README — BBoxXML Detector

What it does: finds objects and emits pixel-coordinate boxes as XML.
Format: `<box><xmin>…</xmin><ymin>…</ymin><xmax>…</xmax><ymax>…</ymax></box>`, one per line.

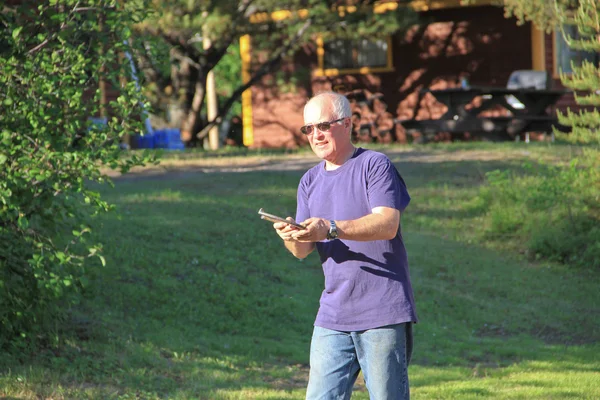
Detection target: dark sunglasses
<box><xmin>300</xmin><ymin>118</ymin><xmax>346</xmax><ymax>135</ymax></box>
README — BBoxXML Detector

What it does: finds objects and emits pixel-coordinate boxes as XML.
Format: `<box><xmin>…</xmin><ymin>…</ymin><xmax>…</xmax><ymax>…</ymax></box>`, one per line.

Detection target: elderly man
<box><xmin>272</xmin><ymin>91</ymin><xmax>417</xmax><ymax>400</ymax></box>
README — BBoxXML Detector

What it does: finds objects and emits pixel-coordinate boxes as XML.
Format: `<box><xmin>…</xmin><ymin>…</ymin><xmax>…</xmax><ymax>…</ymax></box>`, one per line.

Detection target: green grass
<box><xmin>1</xmin><ymin>142</ymin><xmax>599</xmax><ymax>399</ymax></box>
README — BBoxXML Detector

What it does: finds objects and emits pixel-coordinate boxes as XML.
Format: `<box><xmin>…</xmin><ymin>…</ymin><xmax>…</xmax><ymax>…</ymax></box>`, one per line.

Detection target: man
<box><xmin>272</xmin><ymin>91</ymin><xmax>418</xmax><ymax>399</ymax></box>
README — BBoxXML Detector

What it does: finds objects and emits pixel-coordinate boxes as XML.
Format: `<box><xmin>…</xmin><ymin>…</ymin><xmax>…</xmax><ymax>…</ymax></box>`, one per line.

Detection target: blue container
<box><xmin>88</xmin><ymin>117</ymin><xmax>108</xmax><ymax>131</ymax></box>
<box><xmin>153</xmin><ymin>129</ymin><xmax>167</xmax><ymax>148</ymax></box>
<box><xmin>154</xmin><ymin>128</ymin><xmax>184</xmax><ymax>150</ymax></box>
<box><xmin>137</xmin><ymin>133</ymin><xmax>155</xmax><ymax>149</ymax></box>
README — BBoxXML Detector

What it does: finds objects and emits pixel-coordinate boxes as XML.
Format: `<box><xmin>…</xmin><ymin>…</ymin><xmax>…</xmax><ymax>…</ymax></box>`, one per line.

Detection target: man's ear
<box><xmin>345</xmin><ymin>118</ymin><xmax>353</xmax><ymax>133</ymax></box>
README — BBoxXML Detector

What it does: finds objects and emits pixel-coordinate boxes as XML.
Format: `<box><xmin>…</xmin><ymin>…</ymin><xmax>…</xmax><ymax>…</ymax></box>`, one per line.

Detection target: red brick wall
<box><xmin>251</xmin><ymin>90</ymin><xmax>310</xmax><ymax>148</ymax></box>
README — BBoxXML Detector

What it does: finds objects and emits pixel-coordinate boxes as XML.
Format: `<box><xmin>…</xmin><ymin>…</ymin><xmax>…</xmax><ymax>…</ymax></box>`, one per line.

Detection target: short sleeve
<box><xmin>295</xmin><ymin>175</ymin><xmax>310</xmax><ymax>223</ymax></box>
<box><xmin>366</xmin><ymin>156</ymin><xmax>410</xmax><ymax>212</ymax></box>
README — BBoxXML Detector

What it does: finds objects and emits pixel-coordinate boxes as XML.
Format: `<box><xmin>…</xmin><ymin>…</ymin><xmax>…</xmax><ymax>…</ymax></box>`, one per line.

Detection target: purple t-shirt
<box><xmin>296</xmin><ymin>148</ymin><xmax>418</xmax><ymax>331</ymax></box>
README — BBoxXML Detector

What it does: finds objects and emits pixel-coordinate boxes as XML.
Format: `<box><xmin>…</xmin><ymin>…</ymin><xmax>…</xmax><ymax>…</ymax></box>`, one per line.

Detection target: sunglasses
<box><xmin>300</xmin><ymin>118</ymin><xmax>346</xmax><ymax>135</ymax></box>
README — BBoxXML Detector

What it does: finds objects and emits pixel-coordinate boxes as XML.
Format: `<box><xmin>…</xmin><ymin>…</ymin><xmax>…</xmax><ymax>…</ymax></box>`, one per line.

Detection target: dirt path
<box><xmin>105</xmin><ymin>147</ymin><xmax>541</xmax><ymax>181</ymax></box>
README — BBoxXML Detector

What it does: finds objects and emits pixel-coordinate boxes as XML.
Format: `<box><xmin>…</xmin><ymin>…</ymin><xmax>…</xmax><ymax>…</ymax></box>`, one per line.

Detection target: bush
<box><xmin>0</xmin><ymin>1</ymin><xmax>156</xmax><ymax>349</ymax></box>
<box><xmin>478</xmin><ymin>152</ymin><xmax>600</xmax><ymax>269</ymax></box>
<box><xmin>527</xmin><ymin>215</ymin><xmax>600</xmax><ymax>266</ymax></box>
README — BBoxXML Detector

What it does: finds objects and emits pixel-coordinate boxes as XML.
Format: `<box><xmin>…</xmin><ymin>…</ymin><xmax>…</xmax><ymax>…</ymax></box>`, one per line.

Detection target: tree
<box><xmin>0</xmin><ymin>0</ymin><xmax>155</xmax><ymax>348</ymax></box>
<box><xmin>134</xmin><ymin>0</ymin><xmax>419</xmax><ymax>146</ymax></box>
<box><xmin>504</xmin><ymin>0</ymin><xmax>600</xmax><ymax>145</ymax></box>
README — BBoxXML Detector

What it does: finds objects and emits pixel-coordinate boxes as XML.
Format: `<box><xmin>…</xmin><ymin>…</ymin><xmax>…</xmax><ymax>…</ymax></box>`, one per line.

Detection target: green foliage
<box><xmin>213</xmin><ymin>42</ymin><xmax>242</xmax><ymax>117</ymax></box>
<box><xmin>503</xmin><ymin>0</ymin><xmax>574</xmax><ymax>31</ymax></box>
<box><xmin>477</xmin><ymin>153</ymin><xmax>600</xmax><ymax>268</ymax></box>
<box><xmin>142</xmin><ymin>0</ymin><xmax>416</xmax><ymax>47</ymax></box>
<box><xmin>267</xmin><ymin>66</ymin><xmax>311</xmax><ymax>94</ymax></box>
<box><xmin>0</xmin><ymin>1</ymin><xmax>157</xmax><ymax>348</ymax></box>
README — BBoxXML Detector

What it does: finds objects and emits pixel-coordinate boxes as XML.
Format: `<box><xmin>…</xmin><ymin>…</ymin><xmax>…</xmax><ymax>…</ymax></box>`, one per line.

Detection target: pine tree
<box><xmin>554</xmin><ymin>0</ymin><xmax>600</xmax><ymax>145</ymax></box>
<box><xmin>505</xmin><ymin>0</ymin><xmax>600</xmax><ymax>145</ymax></box>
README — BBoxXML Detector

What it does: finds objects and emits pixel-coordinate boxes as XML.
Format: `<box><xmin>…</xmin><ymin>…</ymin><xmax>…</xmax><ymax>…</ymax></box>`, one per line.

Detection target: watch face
<box><xmin>328</xmin><ymin>220</ymin><xmax>338</xmax><ymax>239</ymax></box>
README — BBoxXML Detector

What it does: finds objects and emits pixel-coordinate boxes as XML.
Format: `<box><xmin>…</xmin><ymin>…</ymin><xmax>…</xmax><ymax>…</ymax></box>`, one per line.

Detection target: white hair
<box><xmin>304</xmin><ymin>91</ymin><xmax>352</xmax><ymax>120</ymax></box>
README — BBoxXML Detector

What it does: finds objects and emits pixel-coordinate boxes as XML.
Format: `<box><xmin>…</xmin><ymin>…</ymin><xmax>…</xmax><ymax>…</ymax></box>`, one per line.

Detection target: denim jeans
<box><xmin>306</xmin><ymin>323</ymin><xmax>413</xmax><ymax>400</ymax></box>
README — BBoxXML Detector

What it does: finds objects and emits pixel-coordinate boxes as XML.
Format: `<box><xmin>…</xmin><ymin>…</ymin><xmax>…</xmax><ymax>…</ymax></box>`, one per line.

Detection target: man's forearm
<box><xmin>336</xmin><ymin>211</ymin><xmax>400</xmax><ymax>242</ymax></box>
<box><xmin>284</xmin><ymin>240</ymin><xmax>315</xmax><ymax>259</ymax></box>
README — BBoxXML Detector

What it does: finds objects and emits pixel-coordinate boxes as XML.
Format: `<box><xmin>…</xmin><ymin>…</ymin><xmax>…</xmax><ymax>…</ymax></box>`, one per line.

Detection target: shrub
<box><xmin>0</xmin><ymin>1</ymin><xmax>156</xmax><ymax>349</ymax></box>
<box><xmin>478</xmin><ymin>153</ymin><xmax>600</xmax><ymax>269</ymax></box>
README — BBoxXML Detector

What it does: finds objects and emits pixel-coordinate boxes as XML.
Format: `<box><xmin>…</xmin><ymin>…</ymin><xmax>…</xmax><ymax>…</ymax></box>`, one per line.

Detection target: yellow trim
<box><xmin>315</xmin><ymin>66</ymin><xmax>396</xmax><ymax>77</ymax></box>
<box><xmin>271</xmin><ymin>10</ymin><xmax>292</xmax><ymax>21</ymax></box>
<box><xmin>531</xmin><ymin>23</ymin><xmax>545</xmax><ymax>71</ymax></box>
<box><xmin>409</xmin><ymin>0</ymin><xmax>497</xmax><ymax>12</ymax></box>
<box><xmin>249</xmin><ymin>13</ymin><xmax>268</xmax><ymax>24</ymax></box>
<box><xmin>316</xmin><ymin>36</ymin><xmax>325</xmax><ymax>73</ymax></box>
<box><xmin>250</xmin><ymin>9</ymin><xmax>308</xmax><ymax>23</ymax></box>
<box><xmin>339</xmin><ymin>5</ymin><xmax>357</xmax><ymax>16</ymax></box>
<box><xmin>239</xmin><ymin>35</ymin><xmax>254</xmax><ymax>146</ymax></box>
<box><xmin>386</xmin><ymin>36</ymin><xmax>394</xmax><ymax>68</ymax></box>
<box><xmin>315</xmin><ymin>36</ymin><xmax>395</xmax><ymax>77</ymax></box>
<box><xmin>374</xmin><ymin>1</ymin><xmax>399</xmax><ymax>13</ymax></box>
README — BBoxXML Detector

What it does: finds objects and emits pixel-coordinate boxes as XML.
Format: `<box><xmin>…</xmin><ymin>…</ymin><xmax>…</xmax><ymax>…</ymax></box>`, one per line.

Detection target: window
<box><xmin>316</xmin><ymin>36</ymin><xmax>393</xmax><ymax>76</ymax></box>
<box><xmin>554</xmin><ymin>25</ymin><xmax>600</xmax><ymax>75</ymax></box>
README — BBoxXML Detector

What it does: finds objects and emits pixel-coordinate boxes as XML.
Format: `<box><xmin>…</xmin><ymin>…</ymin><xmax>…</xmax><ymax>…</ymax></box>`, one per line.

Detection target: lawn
<box><xmin>1</xmin><ymin>142</ymin><xmax>599</xmax><ymax>399</ymax></box>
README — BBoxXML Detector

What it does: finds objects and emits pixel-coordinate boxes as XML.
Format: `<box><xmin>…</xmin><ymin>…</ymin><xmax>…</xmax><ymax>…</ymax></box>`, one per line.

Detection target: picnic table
<box><xmin>397</xmin><ymin>86</ymin><xmax>572</xmax><ymax>142</ymax></box>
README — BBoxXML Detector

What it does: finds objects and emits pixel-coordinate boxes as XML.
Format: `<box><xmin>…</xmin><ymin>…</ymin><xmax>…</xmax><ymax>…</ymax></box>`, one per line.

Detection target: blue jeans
<box><xmin>306</xmin><ymin>323</ymin><xmax>413</xmax><ymax>400</ymax></box>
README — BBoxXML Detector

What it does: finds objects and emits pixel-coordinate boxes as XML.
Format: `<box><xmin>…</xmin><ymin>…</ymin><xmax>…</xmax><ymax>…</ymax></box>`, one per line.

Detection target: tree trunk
<box><xmin>182</xmin><ymin>69</ymin><xmax>207</xmax><ymax>146</ymax></box>
<box><xmin>196</xmin><ymin>19</ymin><xmax>313</xmax><ymax>141</ymax></box>
<box><xmin>204</xmin><ymin>35</ymin><xmax>219</xmax><ymax>150</ymax></box>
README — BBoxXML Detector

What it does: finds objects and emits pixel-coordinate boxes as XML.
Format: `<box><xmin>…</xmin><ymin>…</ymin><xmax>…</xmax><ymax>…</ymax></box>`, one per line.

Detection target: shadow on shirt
<box><xmin>318</xmin><ymin>240</ymin><xmax>403</xmax><ymax>282</ymax></box>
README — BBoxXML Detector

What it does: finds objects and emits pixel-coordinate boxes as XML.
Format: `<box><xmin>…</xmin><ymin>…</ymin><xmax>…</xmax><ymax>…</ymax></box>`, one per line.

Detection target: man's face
<box><xmin>303</xmin><ymin>102</ymin><xmax>350</xmax><ymax>162</ymax></box>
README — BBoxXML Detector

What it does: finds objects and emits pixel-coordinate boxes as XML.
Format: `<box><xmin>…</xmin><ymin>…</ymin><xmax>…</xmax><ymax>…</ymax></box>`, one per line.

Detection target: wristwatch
<box><xmin>326</xmin><ymin>220</ymin><xmax>338</xmax><ymax>240</ymax></box>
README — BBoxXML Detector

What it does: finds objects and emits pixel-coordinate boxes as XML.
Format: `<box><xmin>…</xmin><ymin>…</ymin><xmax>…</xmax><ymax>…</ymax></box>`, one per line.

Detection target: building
<box><xmin>240</xmin><ymin>0</ymin><xmax>591</xmax><ymax>147</ymax></box>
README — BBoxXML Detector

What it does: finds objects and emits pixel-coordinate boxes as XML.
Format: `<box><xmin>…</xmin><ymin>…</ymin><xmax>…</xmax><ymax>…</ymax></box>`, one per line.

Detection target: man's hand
<box><xmin>291</xmin><ymin>217</ymin><xmax>329</xmax><ymax>242</ymax></box>
<box><xmin>273</xmin><ymin>217</ymin><xmax>302</xmax><ymax>241</ymax></box>
<box><xmin>273</xmin><ymin>217</ymin><xmax>316</xmax><ymax>259</ymax></box>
